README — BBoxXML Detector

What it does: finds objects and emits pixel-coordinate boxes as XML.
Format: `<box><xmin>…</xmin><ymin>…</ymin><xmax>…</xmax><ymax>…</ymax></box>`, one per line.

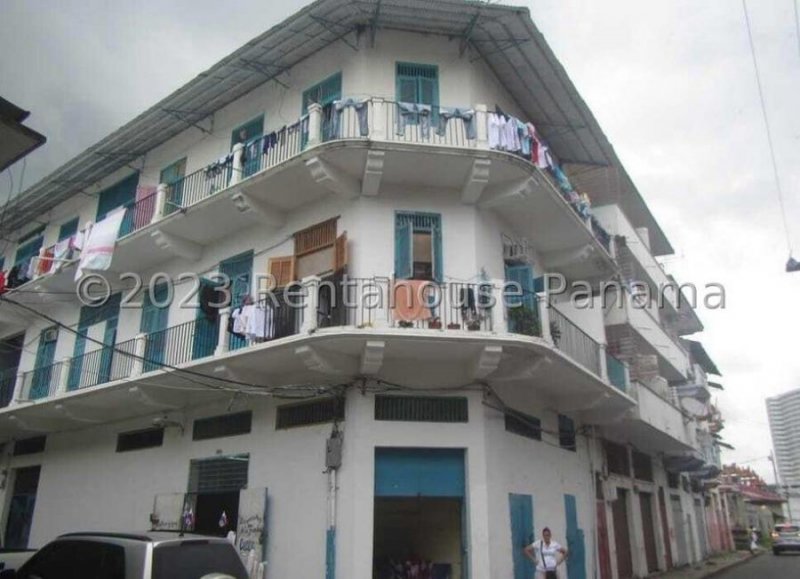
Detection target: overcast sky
<box><xmin>2</xmin><ymin>0</ymin><xmax>799</xmax><ymax>482</ymax></box>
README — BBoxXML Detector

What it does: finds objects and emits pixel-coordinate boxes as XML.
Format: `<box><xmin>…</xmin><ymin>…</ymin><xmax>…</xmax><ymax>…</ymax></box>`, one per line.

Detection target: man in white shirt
<box><xmin>524</xmin><ymin>527</ymin><xmax>568</xmax><ymax>578</ymax></box>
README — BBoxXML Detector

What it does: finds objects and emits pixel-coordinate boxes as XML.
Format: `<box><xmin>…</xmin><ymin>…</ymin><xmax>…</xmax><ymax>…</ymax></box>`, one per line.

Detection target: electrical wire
<box><xmin>742</xmin><ymin>0</ymin><xmax>794</xmax><ymax>254</ymax></box>
<box><xmin>0</xmin><ymin>294</ymin><xmax>346</xmax><ymax>398</ymax></box>
<box><xmin>794</xmin><ymin>0</ymin><xmax>800</xmax><ymax>62</ymax></box>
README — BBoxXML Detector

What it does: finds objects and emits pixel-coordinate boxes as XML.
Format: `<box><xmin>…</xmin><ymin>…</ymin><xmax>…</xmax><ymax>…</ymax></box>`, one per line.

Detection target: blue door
<box><xmin>564</xmin><ymin>494</ymin><xmax>586</xmax><ymax>579</ymax></box>
<box><xmin>220</xmin><ymin>251</ymin><xmax>253</xmax><ymax>351</ymax></box>
<box><xmin>509</xmin><ymin>493</ymin><xmax>535</xmax><ymax>579</ymax></box>
<box><xmin>192</xmin><ymin>278</ymin><xmax>220</xmax><ymax>361</ymax></box>
<box><xmin>505</xmin><ymin>264</ymin><xmax>537</xmax><ymax>334</ymax></box>
<box><xmin>374</xmin><ymin>448</ymin><xmax>465</xmax><ymax>497</ymax></box>
<box><xmin>30</xmin><ymin>327</ymin><xmax>58</xmax><ymax>399</ymax></box>
<box><xmin>141</xmin><ymin>284</ymin><xmax>169</xmax><ymax>372</ymax></box>
<box><xmin>97</xmin><ymin>173</ymin><xmax>139</xmax><ymax>236</ymax></box>
<box><xmin>68</xmin><ymin>295</ymin><xmax>121</xmax><ymax>390</ymax></box>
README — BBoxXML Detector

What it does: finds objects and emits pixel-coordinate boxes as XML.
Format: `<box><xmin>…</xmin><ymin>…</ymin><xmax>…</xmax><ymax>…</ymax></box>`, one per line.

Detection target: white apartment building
<box><xmin>0</xmin><ymin>1</ymin><xmax>730</xmax><ymax>577</ymax></box>
<box><xmin>767</xmin><ymin>388</ymin><xmax>800</xmax><ymax>520</ymax></box>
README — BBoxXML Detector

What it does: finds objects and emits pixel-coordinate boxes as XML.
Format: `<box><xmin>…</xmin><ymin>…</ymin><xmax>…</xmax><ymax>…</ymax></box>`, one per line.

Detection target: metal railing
<box><xmin>67</xmin><ymin>338</ymin><xmax>137</xmax><ymax>391</ymax></box>
<box><xmin>22</xmin><ymin>361</ymin><xmax>63</xmax><ymax>400</ymax></box>
<box><xmin>549</xmin><ymin>306</ymin><xmax>602</xmax><ymax>376</ymax></box>
<box><xmin>381</xmin><ymin>100</ymin><xmax>478</xmax><ymax>148</ymax></box>
<box><xmin>0</xmin><ymin>367</ymin><xmax>18</xmax><ymax>407</ymax></box>
<box><xmin>146</xmin><ymin>318</ymin><xmax>217</xmax><ymax>368</ymax></box>
<box><xmin>606</xmin><ymin>353</ymin><xmax>627</xmax><ymax>392</ymax></box>
<box><xmin>120</xmin><ymin>191</ymin><xmax>158</xmax><ymax>237</ymax></box>
<box><xmin>317</xmin><ymin>277</ymin><xmax>493</xmax><ymax>331</ymax></box>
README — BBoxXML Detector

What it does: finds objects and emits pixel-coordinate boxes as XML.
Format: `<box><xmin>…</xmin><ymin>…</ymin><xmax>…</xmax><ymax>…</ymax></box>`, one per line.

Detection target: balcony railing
<box><xmin>66</xmin><ymin>338</ymin><xmax>137</xmax><ymax>391</ymax></box>
<box><xmin>120</xmin><ymin>191</ymin><xmax>159</xmax><ymax>237</ymax></box>
<box><xmin>0</xmin><ymin>367</ymin><xmax>18</xmax><ymax>407</ymax></box>
<box><xmin>549</xmin><ymin>306</ymin><xmax>602</xmax><ymax>376</ymax></box>
<box><xmin>22</xmin><ymin>361</ymin><xmax>64</xmax><ymax>400</ymax></box>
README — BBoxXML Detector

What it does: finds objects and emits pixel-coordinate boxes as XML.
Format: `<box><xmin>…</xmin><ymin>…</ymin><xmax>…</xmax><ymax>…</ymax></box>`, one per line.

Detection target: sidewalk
<box><xmin>651</xmin><ymin>550</ymin><xmax>760</xmax><ymax>579</ymax></box>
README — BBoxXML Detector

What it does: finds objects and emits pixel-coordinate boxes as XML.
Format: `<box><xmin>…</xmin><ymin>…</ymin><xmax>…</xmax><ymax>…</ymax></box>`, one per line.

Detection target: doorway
<box><xmin>373</xmin><ymin>448</ymin><xmax>466</xmax><ymax>579</ymax></box>
<box><xmin>187</xmin><ymin>454</ymin><xmax>248</xmax><ymax>538</ymax></box>
<box><xmin>4</xmin><ymin>466</ymin><xmax>41</xmax><ymax>548</ymax></box>
<box><xmin>639</xmin><ymin>492</ymin><xmax>659</xmax><ymax>573</ymax></box>
<box><xmin>611</xmin><ymin>488</ymin><xmax>633</xmax><ymax>579</ymax></box>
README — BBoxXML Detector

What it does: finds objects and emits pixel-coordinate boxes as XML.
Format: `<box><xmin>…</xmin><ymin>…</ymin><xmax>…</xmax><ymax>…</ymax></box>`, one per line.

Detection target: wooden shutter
<box><xmin>294</xmin><ymin>218</ymin><xmax>337</xmax><ymax>257</ymax></box>
<box><xmin>268</xmin><ymin>256</ymin><xmax>295</xmax><ymax>288</ymax></box>
<box><xmin>334</xmin><ymin>232</ymin><xmax>348</xmax><ymax>272</ymax></box>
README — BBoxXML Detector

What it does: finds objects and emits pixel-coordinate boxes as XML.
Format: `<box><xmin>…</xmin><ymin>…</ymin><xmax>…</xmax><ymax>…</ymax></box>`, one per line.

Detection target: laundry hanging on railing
<box><xmin>35</xmin><ymin>247</ymin><xmax>54</xmax><ymax>276</ymax></box>
<box><xmin>437</xmin><ymin>107</ymin><xmax>476</xmax><ymax>139</ymax></box>
<box><xmin>287</xmin><ymin>115</ymin><xmax>309</xmax><ymax>139</ymax></box>
<box><xmin>261</xmin><ymin>128</ymin><xmax>283</xmax><ymax>154</ymax></box>
<box><xmin>396</xmin><ymin>102</ymin><xmax>432</xmax><ymax>138</ymax></box>
<box><xmin>332</xmin><ymin>98</ymin><xmax>369</xmax><ymax>138</ymax></box>
<box><xmin>74</xmin><ymin>209</ymin><xmax>126</xmax><ymax>281</ymax></box>
<box><xmin>205</xmin><ymin>154</ymin><xmax>233</xmax><ymax>179</ymax></box>
<box><xmin>133</xmin><ymin>185</ymin><xmax>158</xmax><ymax>229</ymax></box>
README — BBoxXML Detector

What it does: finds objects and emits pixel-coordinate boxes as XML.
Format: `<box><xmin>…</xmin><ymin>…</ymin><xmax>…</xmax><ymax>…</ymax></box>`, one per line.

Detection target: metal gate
<box><xmin>658</xmin><ymin>488</ymin><xmax>673</xmax><ymax>569</ymax></box>
<box><xmin>639</xmin><ymin>492</ymin><xmax>658</xmax><ymax>573</ymax></box>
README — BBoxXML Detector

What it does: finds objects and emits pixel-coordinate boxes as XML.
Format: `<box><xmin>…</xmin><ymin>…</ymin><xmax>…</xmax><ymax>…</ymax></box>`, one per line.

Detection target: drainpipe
<box><xmin>325</xmin><ymin>422</ymin><xmax>343</xmax><ymax>579</ymax></box>
<box><xmin>587</xmin><ymin>426</ymin><xmax>600</xmax><ymax>579</ymax></box>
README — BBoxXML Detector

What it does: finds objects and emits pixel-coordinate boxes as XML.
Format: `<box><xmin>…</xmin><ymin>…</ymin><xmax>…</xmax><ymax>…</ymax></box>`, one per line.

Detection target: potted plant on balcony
<box><xmin>466</xmin><ymin>318</ymin><xmax>482</xmax><ymax>331</ymax></box>
<box><xmin>398</xmin><ymin>320</ymin><xmax>414</xmax><ymax>328</ymax></box>
<box><xmin>447</xmin><ymin>322</ymin><xmax>461</xmax><ymax>330</ymax></box>
<box><xmin>550</xmin><ymin>321</ymin><xmax>562</xmax><ymax>346</ymax></box>
<box><xmin>507</xmin><ymin>306</ymin><xmax>540</xmax><ymax>337</ymax></box>
<box><xmin>428</xmin><ymin>317</ymin><xmax>442</xmax><ymax>330</ymax></box>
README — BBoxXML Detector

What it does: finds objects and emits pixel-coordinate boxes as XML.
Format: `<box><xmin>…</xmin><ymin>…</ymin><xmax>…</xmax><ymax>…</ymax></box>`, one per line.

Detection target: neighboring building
<box><xmin>0</xmin><ymin>97</ymin><xmax>46</xmax><ymax>172</ymax></box>
<box><xmin>0</xmin><ymin>1</ymin><xmax>728</xmax><ymax>577</ymax></box>
<box><xmin>719</xmin><ymin>464</ymin><xmax>785</xmax><ymax>548</ymax></box>
<box><xmin>767</xmin><ymin>388</ymin><xmax>800</xmax><ymax>521</ymax></box>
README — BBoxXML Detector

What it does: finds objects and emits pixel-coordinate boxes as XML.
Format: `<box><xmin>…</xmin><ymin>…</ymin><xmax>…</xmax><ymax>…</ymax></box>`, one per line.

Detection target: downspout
<box><xmin>325</xmin><ymin>421</ymin><xmax>343</xmax><ymax>579</ymax></box>
<box><xmin>587</xmin><ymin>425</ymin><xmax>600</xmax><ymax>579</ymax></box>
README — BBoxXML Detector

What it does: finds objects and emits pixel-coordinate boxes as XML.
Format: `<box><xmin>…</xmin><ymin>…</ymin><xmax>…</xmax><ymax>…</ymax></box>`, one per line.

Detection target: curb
<box><xmin>700</xmin><ymin>550</ymin><xmax>762</xmax><ymax>579</ymax></box>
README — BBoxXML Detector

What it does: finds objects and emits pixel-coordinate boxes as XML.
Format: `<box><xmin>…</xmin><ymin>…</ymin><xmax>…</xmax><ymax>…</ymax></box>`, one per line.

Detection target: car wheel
<box><xmin>773</xmin><ymin>549</ymin><xmax>780</xmax><ymax>556</ymax></box>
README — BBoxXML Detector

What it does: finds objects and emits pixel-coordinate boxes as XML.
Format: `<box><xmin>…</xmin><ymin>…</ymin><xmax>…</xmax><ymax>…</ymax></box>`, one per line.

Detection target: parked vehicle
<box><xmin>771</xmin><ymin>523</ymin><xmax>800</xmax><ymax>555</ymax></box>
<box><xmin>0</xmin><ymin>532</ymin><xmax>248</xmax><ymax>578</ymax></box>
<box><xmin>0</xmin><ymin>550</ymin><xmax>36</xmax><ymax>572</ymax></box>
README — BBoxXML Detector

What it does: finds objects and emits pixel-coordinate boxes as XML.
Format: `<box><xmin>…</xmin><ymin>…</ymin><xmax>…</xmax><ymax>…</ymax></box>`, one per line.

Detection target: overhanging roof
<box><xmin>0</xmin><ymin>97</ymin><xmax>47</xmax><ymax>172</ymax></box>
<box><xmin>683</xmin><ymin>339</ymin><xmax>721</xmax><ymax>376</ymax></box>
<box><xmin>0</xmin><ymin>0</ymin><xmax>672</xmax><ymax>253</ymax></box>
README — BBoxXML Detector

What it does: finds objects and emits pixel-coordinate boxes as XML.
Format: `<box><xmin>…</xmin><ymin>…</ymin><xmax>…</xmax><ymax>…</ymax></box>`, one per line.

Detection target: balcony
<box><xmin>3</xmin><ymin>97</ymin><xmax>616</xmax><ymax>314</ymax></box>
<box><xmin>0</xmin><ymin>277</ymin><xmax>634</xmax><ymax>438</ymax></box>
<box><xmin>605</xmin><ymin>289</ymin><xmax>691</xmax><ymax>381</ymax></box>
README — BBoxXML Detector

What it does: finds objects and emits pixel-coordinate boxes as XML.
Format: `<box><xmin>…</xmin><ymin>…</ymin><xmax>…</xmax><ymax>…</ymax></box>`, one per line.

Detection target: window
<box><xmin>632</xmin><ymin>450</ymin><xmax>654</xmax><ymax>481</ymax></box>
<box><xmin>231</xmin><ymin>115</ymin><xmax>264</xmax><ymax>147</ymax></box>
<box><xmin>116</xmin><ymin>427</ymin><xmax>164</xmax><ymax>452</ymax></box>
<box><xmin>13</xmin><ymin>435</ymin><xmax>46</xmax><ymax>456</ymax></box>
<box><xmin>14</xmin><ymin>226</ymin><xmax>45</xmax><ymax>268</ymax></box>
<box><xmin>375</xmin><ymin>395</ymin><xmax>468</xmax><ymax>423</ymax></box>
<box><xmin>17</xmin><ymin>539</ymin><xmax>125</xmax><ymax>579</ymax></box>
<box><xmin>276</xmin><ymin>397</ymin><xmax>345</xmax><ymax>429</ymax></box>
<box><xmin>396</xmin><ymin>62</ymin><xmax>439</xmax><ymax>107</ymax></box>
<box><xmin>153</xmin><ymin>542</ymin><xmax>247</xmax><ymax>579</ymax></box>
<box><xmin>667</xmin><ymin>471</ymin><xmax>680</xmax><ymax>489</ymax></box>
<box><xmin>192</xmin><ymin>411</ymin><xmax>252</xmax><ymax>441</ymax></box>
<box><xmin>302</xmin><ymin>72</ymin><xmax>342</xmax><ymax>112</ymax></box>
<box><xmin>558</xmin><ymin>414</ymin><xmax>576</xmax><ymax>451</ymax></box>
<box><xmin>58</xmin><ymin>218</ymin><xmax>79</xmax><ymax>241</ymax></box>
<box><xmin>395</xmin><ymin>212</ymin><xmax>442</xmax><ymax>281</ymax></box>
<box><xmin>188</xmin><ymin>454</ymin><xmax>249</xmax><ymax>493</ymax></box>
<box><xmin>605</xmin><ymin>441</ymin><xmax>630</xmax><ymax>476</ymax></box>
<box><xmin>504</xmin><ymin>411</ymin><xmax>542</xmax><ymax>441</ymax></box>
<box><xmin>159</xmin><ymin>158</ymin><xmax>187</xmax><ymax>186</ymax></box>
<box><xmin>294</xmin><ymin>218</ymin><xmax>339</xmax><ymax>278</ymax></box>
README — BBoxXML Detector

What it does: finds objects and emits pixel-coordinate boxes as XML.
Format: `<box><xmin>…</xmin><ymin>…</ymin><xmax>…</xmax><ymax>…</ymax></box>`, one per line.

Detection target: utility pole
<box><xmin>769</xmin><ymin>451</ymin><xmax>793</xmax><ymax>522</ymax></box>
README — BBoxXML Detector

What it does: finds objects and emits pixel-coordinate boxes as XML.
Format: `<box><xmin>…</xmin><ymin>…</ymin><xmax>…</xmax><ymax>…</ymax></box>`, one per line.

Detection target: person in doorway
<box><xmin>749</xmin><ymin>527</ymin><xmax>758</xmax><ymax>553</ymax></box>
<box><xmin>524</xmin><ymin>527</ymin><xmax>568</xmax><ymax>579</ymax></box>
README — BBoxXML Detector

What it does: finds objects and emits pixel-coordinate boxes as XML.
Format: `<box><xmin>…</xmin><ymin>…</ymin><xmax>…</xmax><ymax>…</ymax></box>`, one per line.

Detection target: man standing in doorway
<box><xmin>524</xmin><ymin>527</ymin><xmax>568</xmax><ymax>579</ymax></box>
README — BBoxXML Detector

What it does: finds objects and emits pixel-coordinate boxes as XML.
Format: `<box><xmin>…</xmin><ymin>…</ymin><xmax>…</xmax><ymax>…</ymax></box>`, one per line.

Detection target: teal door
<box><xmin>231</xmin><ymin>116</ymin><xmax>264</xmax><ymax>179</ymax></box>
<box><xmin>505</xmin><ymin>264</ymin><xmax>536</xmax><ymax>334</ymax></box>
<box><xmin>160</xmin><ymin>158</ymin><xmax>187</xmax><ymax>210</ymax></box>
<box><xmin>141</xmin><ymin>284</ymin><xmax>169</xmax><ymax>372</ymax></box>
<box><xmin>97</xmin><ymin>173</ymin><xmax>139</xmax><ymax>237</ymax></box>
<box><xmin>509</xmin><ymin>493</ymin><xmax>535</xmax><ymax>579</ymax></box>
<box><xmin>68</xmin><ymin>295</ymin><xmax>121</xmax><ymax>390</ymax></box>
<box><xmin>564</xmin><ymin>494</ymin><xmax>586</xmax><ymax>579</ymax></box>
<box><xmin>192</xmin><ymin>278</ymin><xmax>220</xmax><ymax>361</ymax></box>
<box><xmin>220</xmin><ymin>251</ymin><xmax>253</xmax><ymax>351</ymax></box>
<box><xmin>30</xmin><ymin>327</ymin><xmax>58</xmax><ymax>399</ymax></box>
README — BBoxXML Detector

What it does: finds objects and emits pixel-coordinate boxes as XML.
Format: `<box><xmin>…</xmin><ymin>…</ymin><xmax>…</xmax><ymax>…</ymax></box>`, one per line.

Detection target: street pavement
<box><xmin>713</xmin><ymin>551</ymin><xmax>800</xmax><ymax>577</ymax></box>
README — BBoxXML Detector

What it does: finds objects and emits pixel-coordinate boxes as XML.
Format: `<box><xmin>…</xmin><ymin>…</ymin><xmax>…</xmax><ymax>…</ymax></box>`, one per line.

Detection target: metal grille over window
<box><xmin>605</xmin><ymin>441</ymin><xmax>631</xmax><ymax>476</ymax></box>
<box><xmin>375</xmin><ymin>395</ymin><xmax>468</xmax><ymax>423</ymax></box>
<box><xmin>13</xmin><ymin>435</ymin><xmax>46</xmax><ymax>456</ymax></box>
<box><xmin>188</xmin><ymin>454</ymin><xmax>249</xmax><ymax>494</ymax></box>
<box><xmin>192</xmin><ymin>411</ymin><xmax>252</xmax><ymax>441</ymax></box>
<box><xmin>276</xmin><ymin>397</ymin><xmax>345</xmax><ymax>429</ymax></box>
<box><xmin>116</xmin><ymin>428</ymin><xmax>164</xmax><ymax>452</ymax></box>
<box><xmin>504</xmin><ymin>412</ymin><xmax>542</xmax><ymax>441</ymax></box>
<box><xmin>558</xmin><ymin>414</ymin><xmax>576</xmax><ymax>451</ymax></box>
<box><xmin>633</xmin><ymin>450</ymin><xmax>654</xmax><ymax>481</ymax></box>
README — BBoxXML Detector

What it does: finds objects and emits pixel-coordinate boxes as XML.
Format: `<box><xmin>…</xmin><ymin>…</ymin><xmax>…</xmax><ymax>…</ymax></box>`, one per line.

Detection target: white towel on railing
<box><xmin>74</xmin><ymin>209</ymin><xmax>125</xmax><ymax>281</ymax></box>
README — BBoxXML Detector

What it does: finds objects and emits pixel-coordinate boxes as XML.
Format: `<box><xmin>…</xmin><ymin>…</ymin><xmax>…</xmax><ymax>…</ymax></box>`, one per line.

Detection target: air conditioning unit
<box><xmin>604</xmin><ymin>481</ymin><xmax>619</xmax><ymax>502</ymax></box>
<box><xmin>42</xmin><ymin>328</ymin><xmax>58</xmax><ymax>343</ymax></box>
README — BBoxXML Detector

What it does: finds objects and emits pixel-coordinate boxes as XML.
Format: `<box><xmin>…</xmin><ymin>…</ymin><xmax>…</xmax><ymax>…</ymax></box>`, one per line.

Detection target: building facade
<box><xmin>767</xmin><ymin>388</ymin><xmax>800</xmax><ymax>520</ymax></box>
<box><xmin>0</xmin><ymin>1</ymin><xmax>729</xmax><ymax>577</ymax></box>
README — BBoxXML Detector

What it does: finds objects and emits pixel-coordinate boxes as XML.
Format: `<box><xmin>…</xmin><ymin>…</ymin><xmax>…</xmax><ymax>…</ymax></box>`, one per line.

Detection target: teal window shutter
<box><xmin>96</xmin><ymin>173</ymin><xmax>139</xmax><ymax>222</ymax></box>
<box><xmin>504</xmin><ymin>265</ymin><xmax>535</xmax><ymax>310</ymax></box>
<box><xmin>394</xmin><ymin>216</ymin><xmax>412</xmax><ymax>280</ymax></box>
<box><xmin>302</xmin><ymin>72</ymin><xmax>343</xmax><ymax>113</ymax></box>
<box><xmin>0</xmin><ymin>257</ymin><xmax>4</xmax><ymax>271</ymax></box>
<box><xmin>397</xmin><ymin>75</ymin><xmax>417</xmax><ymax>103</ymax></box>
<box><xmin>58</xmin><ymin>218</ymin><xmax>79</xmax><ymax>241</ymax></box>
<box><xmin>432</xmin><ymin>217</ymin><xmax>443</xmax><ymax>283</ymax></box>
<box><xmin>14</xmin><ymin>235</ymin><xmax>43</xmax><ymax>268</ymax></box>
<box><xmin>509</xmin><ymin>494</ymin><xmax>535</xmax><ymax>579</ymax></box>
<box><xmin>395</xmin><ymin>63</ymin><xmax>439</xmax><ymax>106</ymax></box>
<box><xmin>69</xmin><ymin>294</ymin><xmax>121</xmax><ymax>390</ymax></box>
<box><xmin>30</xmin><ymin>326</ymin><xmax>58</xmax><ymax>399</ymax></box>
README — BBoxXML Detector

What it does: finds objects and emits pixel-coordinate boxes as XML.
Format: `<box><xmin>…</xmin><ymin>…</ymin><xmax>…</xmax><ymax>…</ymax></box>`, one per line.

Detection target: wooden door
<box><xmin>612</xmin><ymin>489</ymin><xmax>634</xmax><ymax>579</ymax></box>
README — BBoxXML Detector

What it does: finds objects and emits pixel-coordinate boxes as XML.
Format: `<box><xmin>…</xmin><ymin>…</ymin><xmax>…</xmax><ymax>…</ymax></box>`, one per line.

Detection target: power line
<box><xmin>794</xmin><ymin>0</ymin><xmax>800</xmax><ymax>62</ymax></box>
<box><xmin>742</xmin><ymin>0</ymin><xmax>793</xmax><ymax>254</ymax></box>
